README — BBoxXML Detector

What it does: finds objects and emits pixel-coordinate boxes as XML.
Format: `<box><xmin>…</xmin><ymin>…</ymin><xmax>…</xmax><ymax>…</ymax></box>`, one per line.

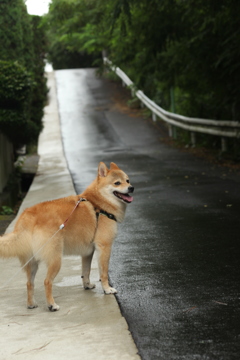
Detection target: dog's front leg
<box><xmin>81</xmin><ymin>252</ymin><xmax>96</xmax><ymax>290</ymax></box>
<box><xmin>94</xmin><ymin>218</ymin><xmax>117</xmax><ymax>294</ymax></box>
<box><xmin>96</xmin><ymin>242</ymin><xmax>116</xmax><ymax>294</ymax></box>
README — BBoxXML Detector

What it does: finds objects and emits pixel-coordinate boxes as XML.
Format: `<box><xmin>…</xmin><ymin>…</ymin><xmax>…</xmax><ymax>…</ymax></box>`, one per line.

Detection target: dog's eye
<box><xmin>114</xmin><ymin>181</ymin><xmax>121</xmax><ymax>186</ymax></box>
<box><xmin>126</xmin><ymin>179</ymin><xmax>130</xmax><ymax>183</ymax></box>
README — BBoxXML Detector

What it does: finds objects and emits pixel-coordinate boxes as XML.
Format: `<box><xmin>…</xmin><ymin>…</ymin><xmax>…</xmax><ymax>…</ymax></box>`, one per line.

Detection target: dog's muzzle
<box><xmin>113</xmin><ymin>185</ymin><xmax>134</xmax><ymax>203</ymax></box>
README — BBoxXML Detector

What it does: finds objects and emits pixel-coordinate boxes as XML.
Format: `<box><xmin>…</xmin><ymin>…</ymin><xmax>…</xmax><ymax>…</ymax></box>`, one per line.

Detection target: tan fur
<box><xmin>0</xmin><ymin>162</ymin><xmax>134</xmax><ymax>311</ymax></box>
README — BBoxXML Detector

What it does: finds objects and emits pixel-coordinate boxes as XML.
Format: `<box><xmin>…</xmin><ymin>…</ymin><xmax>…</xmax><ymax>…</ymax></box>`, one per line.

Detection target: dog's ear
<box><xmin>110</xmin><ymin>162</ymin><xmax>120</xmax><ymax>170</ymax></box>
<box><xmin>98</xmin><ymin>162</ymin><xmax>109</xmax><ymax>177</ymax></box>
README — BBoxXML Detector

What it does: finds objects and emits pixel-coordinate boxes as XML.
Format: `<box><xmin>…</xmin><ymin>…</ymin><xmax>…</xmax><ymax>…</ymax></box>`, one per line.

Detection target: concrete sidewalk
<box><xmin>0</xmin><ymin>72</ymin><xmax>140</xmax><ymax>360</ymax></box>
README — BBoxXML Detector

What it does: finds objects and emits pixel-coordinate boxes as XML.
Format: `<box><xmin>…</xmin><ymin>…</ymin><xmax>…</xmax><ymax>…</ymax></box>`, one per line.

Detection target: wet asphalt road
<box><xmin>55</xmin><ymin>69</ymin><xmax>240</xmax><ymax>360</ymax></box>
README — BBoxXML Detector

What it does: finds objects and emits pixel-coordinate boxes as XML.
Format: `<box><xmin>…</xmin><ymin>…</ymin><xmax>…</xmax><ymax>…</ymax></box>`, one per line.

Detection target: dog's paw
<box><xmin>48</xmin><ymin>303</ymin><xmax>60</xmax><ymax>312</ymax></box>
<box><xmin>84</xmin><ymin>283</ymin><xmax>96</xmax><ymax>290</ymax></box>
<box><xmin>27</xmin><ymin>303</ymin><xmax>38</xmax><ymax>309</ymax></box>
<box><xmin>104</xmin><ymin>287</ymin><xmax>117</xmax><ymax>294</ymax></box>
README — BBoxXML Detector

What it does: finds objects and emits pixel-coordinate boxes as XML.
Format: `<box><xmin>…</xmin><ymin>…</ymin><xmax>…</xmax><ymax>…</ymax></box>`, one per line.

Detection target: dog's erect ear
<box><xmin>98</xmin><ymin>162</ymin><xmax>109</xmax><ymax>177</ymax></box>
<box><xmin>110</xmin><ymin>162</ymin><xmax>120</xmax><ymax>170</ymax></box>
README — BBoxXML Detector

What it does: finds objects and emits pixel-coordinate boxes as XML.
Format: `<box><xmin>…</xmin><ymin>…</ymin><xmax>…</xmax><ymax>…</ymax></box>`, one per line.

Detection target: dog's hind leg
<box><xmin>44</xmin><ymin>257</ymin><xmax>61</xmax><ymax>312</ymax></box>
<box><xmin>81</xmin><ymin>252</ymin><xmax>96</xmax><ymax>290</ymax></box>
<box><xmin>22</xmin><ymin>259</ymin><xmax>39</xmax><ymax>309</ymax></box>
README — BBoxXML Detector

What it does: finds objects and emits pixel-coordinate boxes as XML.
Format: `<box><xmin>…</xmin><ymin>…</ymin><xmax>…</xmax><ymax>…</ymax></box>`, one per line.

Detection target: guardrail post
<box><xmin>221</xmin><ymin>137</ymin><xmax>227</xmax><ymax>152</ymax></box>
<box><xmin>152</xmin><ymin>112</ymin><xmax>157</xmax><ymax>122</ymax></box>
<box><xmin>191</xmin><ymin>132</ymin><xmax>196</xmax><ymax>147</ymax></box>
<box><xmin>168</xmin><ymin>125</ymin><xmax>177</xmax><ymax>138</ymax></box>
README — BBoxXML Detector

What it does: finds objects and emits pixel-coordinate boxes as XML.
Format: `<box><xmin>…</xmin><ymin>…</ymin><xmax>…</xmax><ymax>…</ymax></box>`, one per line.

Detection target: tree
<box><xmin>45</xmin><ymin>0</ymin><xmax>240</xmax><ymax>121</ymax></box>
<box><xmin>0</xmin><ymin>1</ymin><xmax>47</xmax><ymax>148</ymax></box>
<box><xmin>44</xmin><ymin>0</ymin><xmax>103</xmax><ymax>69</ymax></box>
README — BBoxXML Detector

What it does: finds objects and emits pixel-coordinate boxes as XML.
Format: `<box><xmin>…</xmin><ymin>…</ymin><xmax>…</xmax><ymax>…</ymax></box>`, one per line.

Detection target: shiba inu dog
<box><xmin>0</xmin><ymin>162</ymin><xmax>134</xmax><ymax>311</ymax></box>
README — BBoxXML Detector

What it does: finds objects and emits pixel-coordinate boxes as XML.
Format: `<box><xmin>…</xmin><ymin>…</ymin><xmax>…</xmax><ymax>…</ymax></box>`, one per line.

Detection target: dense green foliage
<box><xmin>45</xmin><ymin>0</ymin><xmax>240</xmax><ymax>123</ymax></box>
<box><xmin>0</xmin><ymin>0</ymin><xmax>47</xmax><ymax>148</ymax></box>
<box><xmin>30</xmin><ymin>16</ymin><xmax>48</xmax><ymax>134</ymax></box>
<box><xmin>0</xmin><ymin>61</ymin><xmax>33</xmax><ymax>106</ymax></box>
<box><xmin>0</xmin><ymin>0</ymin><xmax>27</xmax><ymax>65</ymax></box>
<box><xmin>0</xmin><ymin>60</ymin><xmax>35</xmax><ymax>145</ymax></box>
<box><xmin>44</xmin><ymin>0</ymin><xmax>102</xmax><ymax>69</ymax></box>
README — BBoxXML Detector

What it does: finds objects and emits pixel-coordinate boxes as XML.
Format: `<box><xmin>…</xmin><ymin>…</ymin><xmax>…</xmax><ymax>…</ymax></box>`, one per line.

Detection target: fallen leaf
<box><xmin>212</xmin><ymin>300</ymin><xmax>228</xmax><ymax>306</ymax></box>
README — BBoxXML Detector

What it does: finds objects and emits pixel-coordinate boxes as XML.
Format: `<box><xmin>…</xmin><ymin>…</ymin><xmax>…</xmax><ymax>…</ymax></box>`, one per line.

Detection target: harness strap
<box><xmin>95</xmin><ymin>209</ymin><xmax>117</xmax><ymax>222</ymax></box>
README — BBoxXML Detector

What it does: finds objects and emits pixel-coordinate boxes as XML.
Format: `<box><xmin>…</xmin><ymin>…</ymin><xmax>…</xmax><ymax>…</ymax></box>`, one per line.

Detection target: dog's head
<box><xmin>98</xmin><ymin>162</ymin><xmax>134</xmax><ymax>205</ymax></box>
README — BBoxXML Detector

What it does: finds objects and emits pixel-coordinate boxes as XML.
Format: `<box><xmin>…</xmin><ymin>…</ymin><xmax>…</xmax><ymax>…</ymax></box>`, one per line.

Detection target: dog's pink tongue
<box><xmin>123</xmin><ymin>194</ymin><xmax>134</xmax><ymax>203</ymax></box>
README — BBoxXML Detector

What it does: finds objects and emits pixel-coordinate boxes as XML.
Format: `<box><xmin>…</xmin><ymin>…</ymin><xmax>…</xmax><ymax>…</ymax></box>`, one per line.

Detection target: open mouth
<box><xmin>113</xmin><ymin>191</ymin><xmax>133</xmax><ymax>203</ymax></box>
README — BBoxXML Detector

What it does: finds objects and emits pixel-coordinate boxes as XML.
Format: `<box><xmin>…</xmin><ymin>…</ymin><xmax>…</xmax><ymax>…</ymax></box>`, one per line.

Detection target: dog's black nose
<box><xmin>128</xmin><ymin>186</ymin><xmax>134</xmax><ymax>193</ymax></box>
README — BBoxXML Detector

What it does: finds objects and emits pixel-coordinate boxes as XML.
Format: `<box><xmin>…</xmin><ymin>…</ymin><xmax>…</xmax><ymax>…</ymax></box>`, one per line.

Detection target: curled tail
<box><xmin>0</xmin><ymin>232</ymin><xmax>19</xmax><ymax>258</ymax></box>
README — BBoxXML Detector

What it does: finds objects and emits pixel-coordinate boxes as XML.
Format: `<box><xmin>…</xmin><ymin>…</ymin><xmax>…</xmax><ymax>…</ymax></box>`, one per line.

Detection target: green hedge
<box><xmin>30</xmin><ymin>15</ymin><xmax>48</xmax><ymax>136</ymax></box>
<box><xmin>0</xmin><ymin>1</ymin><xmax>47</xmax><ymax>149</ymax></box>
<box><xmin>0</xmin><ymin>60</ymin><xmax>38</xmax><ymax>145</ymax></box>
<box><xmin>0</xmin><ymin>60</ymin><xmax>33</xmax><ymax>107</ymax></box>
<box><xmin>0</xmin><ymin>109</ymin><xmax>39</xmax><ymax>145</ymax></box>
<box><xmin>0</xmin><ymin>0</ymin><xmax>26</xmax><ymax>65</ymax></box>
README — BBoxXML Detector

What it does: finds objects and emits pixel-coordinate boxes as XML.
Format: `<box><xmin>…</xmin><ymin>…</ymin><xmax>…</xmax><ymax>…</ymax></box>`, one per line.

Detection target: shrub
<box><xmin>0</xmin><ymin>2</ymin><xmax>47</xmax><ymax>149</ymax></box>
<box><xmin>0</xmin><ymin>60</ymin><xmax>36</xmax><ymax>146</ymax></box>
<box><xmin>30</xmin><ymin>15</ymin><xmax>48</xmax><ymax>134</ymax></box>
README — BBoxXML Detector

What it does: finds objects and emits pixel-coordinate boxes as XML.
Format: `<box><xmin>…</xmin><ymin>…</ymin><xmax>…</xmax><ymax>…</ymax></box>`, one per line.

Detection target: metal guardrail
<box><xmin>104</xmin><ymin>57</ymin><xmax>240</xmax><ymax>151</ymax></box>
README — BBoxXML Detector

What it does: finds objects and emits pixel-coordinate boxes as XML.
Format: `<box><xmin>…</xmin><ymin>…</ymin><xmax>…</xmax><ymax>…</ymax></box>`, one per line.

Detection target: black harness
<box><xmin>75</xmin><ymin>197</ymin><xmax>117</xmax><ymax>222</ymax></box>
<box><xmin>95</xmin><ymin>209</ymin><xmax>117</xmax><ymax>222</ymax></box>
